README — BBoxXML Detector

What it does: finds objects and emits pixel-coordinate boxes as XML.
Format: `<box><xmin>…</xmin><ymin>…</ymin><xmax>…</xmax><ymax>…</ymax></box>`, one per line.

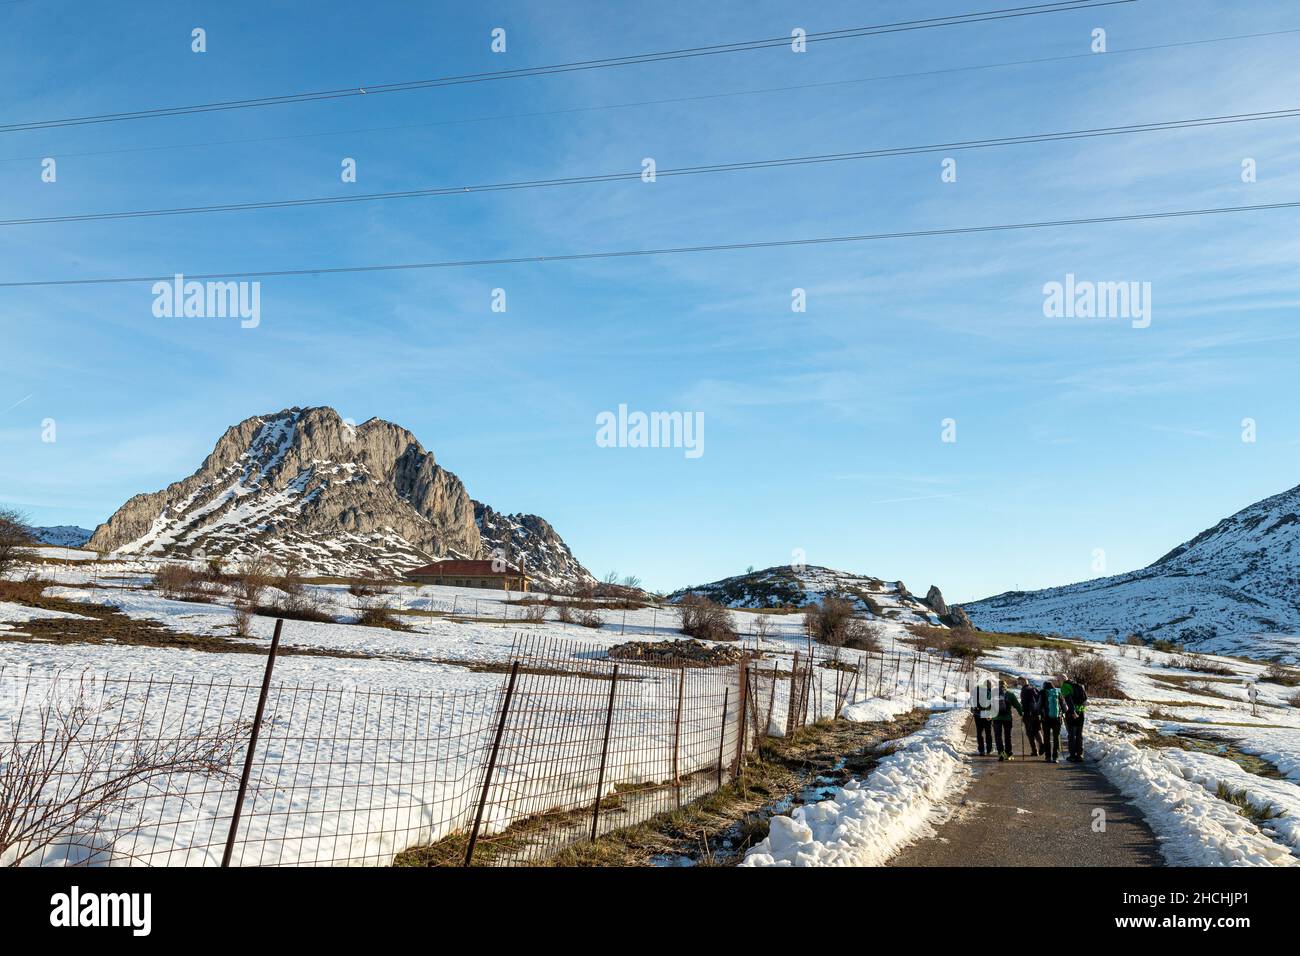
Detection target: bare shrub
<box><xmin>842</xmin><ymin>618</ymin><xmax>880</xmax><ymax>652</ymax></box>
<box><xmin>0</xmin><ymin>677</ymin><xmax>244</xmax><ymax>866</ymax></box>
<box><xmin>229</xmin><ymin>553</ymin><xmax>275</xmax><ymax>607</ymax></box>
<box><xmin>1289</xmin><ymin>689</ymin><xmax>1300</xmax><ymax>708</ymax></box>
<box><xmin>0</xmin><ymin>575</ymin><xmax>47</xmax><ymax>604</ymax></box>
<box><xmin>355</xmin><ymin>600</ymin><xmax>414</xmax><ymax>632</ymax></box>
<box><xmin>804</xmin><ymin>597</ymin><xmax>857</xmax><ymax>646</ymax></box>
<box><xmin>231</xmin><ymin>603</ymin><xmax>254</xmax><ymax>637</ymax></box>
<box><xmin>1172</xmin><ymin>654</ymin><xmax>1235</xmax><ymax>677</ymax></box>
<box><xmin>556</xmin><ymin>602</ymin><xmax>576</xmax><ymax>625</ymax></box>
<box><xmin>259</xmin><ymin>583</ymin><xmax>334</xmax><ymax>624</ymax></box>
<box><xmin>1264</xmin><ymin>662</ymin><xmax>1300</xmax><ymax>687</ymax></box>
<box><xmin>1052</xmin><ymin>648</ymin><xmax>1123</xmax><ymax>698</ymax></box>
<box><xmin>678</xmin><ymin>595</ymin><xmax>737</xmax><ymax>642</ymax></box>
<box><xmin>752</xmin><ymin>615</ymin><xmax>771</xmax><ymax>642</ymax></box>
<box><xmin>0</xmin><ymin>508</ymin><xmax>34</xmax><ymax>576</ymax></box>
<box><xmin>521</xmin><ymin>603</ymin><xmax>547</xmax><ymax>624</ymax></box>
<box><xmin>910</xmin><ymin>625</ymin><xmax>981</xmax><ymax>659</ymax></box>
<box><xmin>154</xmin><ymin>562</ymin><xmax>215</xmax><ymax>602</ymax></box>
<box><xmin>348</xmin><ymin>570</ymin><xmax>390</xmax><ymax>599</ymax></box>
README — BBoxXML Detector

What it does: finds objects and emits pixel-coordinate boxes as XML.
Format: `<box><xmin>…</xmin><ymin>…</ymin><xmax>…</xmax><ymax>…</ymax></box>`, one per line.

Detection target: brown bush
<box><xmin>1052</xmin><ymin>648</ymin><xmax>1123</xmax><ymax>698</ymax></box>
<box><xmin>804</xmin><ymin>597</ymin><xmax>857</xmax><ymax>646</ymax></box>
<box><xmin>229</xmin><ymin>554</ymin><xmax>275</xmax><ymax>607</ymax></box>
<box><xmin>231</xmin><ymin>603</ymin><xmax>255</xmax><ymax>637</ymax></box>
<box><xmin>0</xmin><ymin>575</ymin><xmax>47</xmax><ymax>604</ymax></box>
<box><xmin>678</xmin><ymin>595</ymin><xmax>738</xmax><ymax>642</ymax></box>
<box><xmin>258</xmin><ymin>585</ymin><xmax>335</xmax><ymax>624</ymax></box>
<box><xmin>910</xmin><ymin>625</ymin><xmax>981</xmax><ymax>659</ymax></box>
<box><xmin>842</xmin><ymin>618</ymin><xmax>880</xmax><ymax>652</ymax></box>
<box><xmin>521</xmin><ymin>603</ymin><xmax>547</xmax><ymax>624</ymax></box>
<box><xmin>155</xmin><ymin>562</ymin><xmax>216</xmax><ymax>602</ymax></box>
<box><xmin>1289</xmin><ymin>689</ymin><xmax>1300</xmax><ymax>708</ymax></box>
<box><xmin>1264</xmin><ymin>662</ymin><xmax>1300</xmax><ymax>687</ymax></box>
<box><xmin>356</xmin><ymin>604</ymin><xmax>414</xmax><ymax>632</ymax></box>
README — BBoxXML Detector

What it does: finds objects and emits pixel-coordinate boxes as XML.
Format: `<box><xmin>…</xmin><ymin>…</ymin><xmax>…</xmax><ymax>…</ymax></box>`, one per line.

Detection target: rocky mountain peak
<box><xmin>84</xmin><ymin>407</ymin><xmax>591</xmax><ymax>588</ymax></box>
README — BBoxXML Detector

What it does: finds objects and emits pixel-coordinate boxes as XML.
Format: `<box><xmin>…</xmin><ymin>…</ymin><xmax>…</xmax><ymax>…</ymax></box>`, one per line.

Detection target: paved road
<box><xmin>890</xmin><ymin>719</ymin><xmax>1163</xmax><ymax>867</ymax></box>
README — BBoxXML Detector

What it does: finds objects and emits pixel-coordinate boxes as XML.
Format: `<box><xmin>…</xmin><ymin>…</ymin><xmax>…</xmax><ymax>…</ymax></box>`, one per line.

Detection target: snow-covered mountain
<box><xmin>968</xmin><ymin>482</ymin><xmax>1300</xmax><ymax>660</ymax></box>
<box><xmin>474</xmin><ymin>503</ymin><xmax>594</xmax><ymax>593</ymax></box>
<box><xmin>668</xmin><ymin>565</ymin><xmax>950</xmax><ymax>626</ymax></box>
<box><xmin>30</xmin><ymin>525</ymin><xmax>94</xmax><ymax>548</ymax></box>
<box><xmin>86</xmin><ymin>406</ymin><xmax>592</xmax><ymax>588</ymax></box>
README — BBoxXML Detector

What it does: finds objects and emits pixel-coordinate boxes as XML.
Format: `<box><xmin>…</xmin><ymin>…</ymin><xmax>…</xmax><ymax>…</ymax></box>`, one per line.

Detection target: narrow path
<box><xmin>890</xmin><ymin>719</ymin><xmax>1163</xmax><ymax>867</ymax></box>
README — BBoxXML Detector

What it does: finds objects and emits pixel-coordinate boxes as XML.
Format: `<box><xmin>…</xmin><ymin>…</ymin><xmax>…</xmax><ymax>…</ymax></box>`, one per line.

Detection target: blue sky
<box><xmin>3</xmin><ymin>0</ymin><xmax>1300</xmax><ymax>601</ymax></box>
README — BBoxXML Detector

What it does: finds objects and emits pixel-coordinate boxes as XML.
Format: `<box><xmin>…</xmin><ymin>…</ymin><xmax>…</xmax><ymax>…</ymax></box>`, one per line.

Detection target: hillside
<box><xmin>668</xmin><ymin>565</ymin><xmax>953</xmax><ymax>626</ymax></box>
<box><xmin>968</xmin><ymin>482</ymin><xmax>1300</xmax><ymax>661</ymax></box>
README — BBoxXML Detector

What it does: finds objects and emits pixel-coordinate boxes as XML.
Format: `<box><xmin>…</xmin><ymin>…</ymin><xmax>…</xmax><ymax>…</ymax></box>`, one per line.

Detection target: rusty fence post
<box><xmin>590</xmin><ymin>664</ymin><xmax>620</xmax><ymax>842</ymax></box>
<box><xmin>765</xmin><ymin>661</ymin><xmax>777</xmax><ymax>741</ymax></box>
<box><xmin>732</xmin><ymin>663</ymin><xmax>749</xmax><ymax>776</ymax></box>
<box><xmin>715</xmin><ymin>687</ymin><xmax>730</xmax><ymax>788</ymax></box>
<box><xmin>672</xmin><ymin>665</ymin><xmax>685</xmax><ymax>807</ymax></box>
<box><xmin>464</xmin><ymin>660</ymin><xmax>520</xmax><ymax>866</ymax></box>
<box><xmin>222</xmin><ymin>618</ymin><xmax>283</xmax><ymax>868</ymax></box>
<box><xmin>785</xmin><ymin>651</ymin><xmax>800</xmax><ymax>737</ymax></box>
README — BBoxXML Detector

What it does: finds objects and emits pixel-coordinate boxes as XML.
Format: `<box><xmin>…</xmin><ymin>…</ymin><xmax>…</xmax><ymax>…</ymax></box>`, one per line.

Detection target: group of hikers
<box><xmin>969</xmin><ymin>675</ymin><xmax>1088</xmax><ymax>762</ymax></box>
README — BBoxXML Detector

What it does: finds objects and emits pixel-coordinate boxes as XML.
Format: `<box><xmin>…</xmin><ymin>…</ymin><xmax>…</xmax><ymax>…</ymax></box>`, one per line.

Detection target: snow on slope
<box><xmin>740</xmin><ymin>708</ymin><xmax>970</xmax><ymax>867</ymax></box>
<box><xmin>968</xmin><ymin>482</ymin><xmax>1300</xmax><ymax>662</ymax></box>
<box><xmin>30</xmin><ymin>526</ymin><xmax>94</xmax><ymax>548</ymax></box>
<box><xmin>669</xmin><ymin>565</ymin><xmax>943</xmax><ymax>626</ymax></box>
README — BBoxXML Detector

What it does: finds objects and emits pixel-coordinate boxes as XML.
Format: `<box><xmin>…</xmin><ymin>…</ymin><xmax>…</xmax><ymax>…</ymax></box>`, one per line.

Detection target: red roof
<box><xmin>406</xmin><ymin>560</ymin><xmax>525</xmax><ymax>577</ymax></box>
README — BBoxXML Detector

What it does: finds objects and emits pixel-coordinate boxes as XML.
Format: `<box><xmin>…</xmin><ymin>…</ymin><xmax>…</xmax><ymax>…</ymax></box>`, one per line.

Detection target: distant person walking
<box><xmin>992</xmin><ymin>679</ymin><xmax>1022</xmax><ymax>761</ymax></box>
<box><xmin>1061</xmin><ymin>676</ymin><xmax>1089</xmax><ymax>762</ymax></box>
<box><xmin>1019</xmin><ymin>678</ymin><xmax>1042</xmax><ymax>757</ymax></box>
<box><xmin>1039</xmin><ymin>680</ymin><xmax>1062</xmax><ymax>763</ymax></box>
<box><xmin>971</xmin><ymin>678</ymin><xmax>995</xmax><ymax>757</ymax></box>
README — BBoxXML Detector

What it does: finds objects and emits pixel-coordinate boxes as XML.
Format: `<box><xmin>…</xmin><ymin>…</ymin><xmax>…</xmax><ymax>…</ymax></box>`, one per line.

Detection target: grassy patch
<box><xmin>1214</xmin><ymin>782</ymin><xmax>1286</xmax><ymax>823</ymax></box>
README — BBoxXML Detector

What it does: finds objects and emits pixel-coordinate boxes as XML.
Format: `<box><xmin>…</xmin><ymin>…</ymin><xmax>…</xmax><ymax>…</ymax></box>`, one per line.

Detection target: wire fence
<box><xmin>0</xmin><ymin>622</ymin><xmax>971</xmax><ymax>868</ymax></box>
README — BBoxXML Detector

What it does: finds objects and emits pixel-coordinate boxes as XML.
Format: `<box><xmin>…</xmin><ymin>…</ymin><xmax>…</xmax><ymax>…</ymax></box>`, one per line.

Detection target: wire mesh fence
<box><xmin>0</xmin><ymin>621</ymin><xmax>972</xmax><ymax>868</ymax></box>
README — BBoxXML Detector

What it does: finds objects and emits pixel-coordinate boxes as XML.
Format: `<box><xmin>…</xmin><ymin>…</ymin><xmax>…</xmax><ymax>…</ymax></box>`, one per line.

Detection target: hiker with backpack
<box><xmin>1019</xmin><ymin>678</ymin><xmax>1042</xmax><ymax>757</ymax></box>
<box><xmin>970</xmin><ymin>677</ymin><xmax>995</xmax><ymax>756</ymax></box>
<box><xmin>991</xmin><ymin>679</ymin><xmax>1023</xmax><ymax>761</ymax></box>
<box><xmin>1039</xmin><ymin>680</ymin><xmax>1063</xmax><ymax>762</ymax></box>
<box><xmin>1061</xmin><ymin>676</ymin><xmax>1089</xmax><ymax>762</ymax></box>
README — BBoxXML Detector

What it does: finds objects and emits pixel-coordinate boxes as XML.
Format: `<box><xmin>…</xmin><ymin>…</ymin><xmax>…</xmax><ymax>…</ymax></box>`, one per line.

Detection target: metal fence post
<box><xmin>672</xmin><ymin>665</ymin><xmax>685</xmax><ymax>807</ymax></box>
<box><xmin>785</xmin><ymin>652</ymin><xmax>800</xmax><ymax>737</ymax></box>
<box><xmin>716</xmin><ymin>687</ymin><xmax>730</xmax><ymax>787</ymax></box>
<box><xmin>590</xmin><ymin>665</ymin><xmax>620</xmax><ymax>842</ymax></box>
<box><xmin>464</xmin><ymin>660</ymin><xmax>520</xmax><ymax>866</ymax></box>
<box><xmin>222</xmin><ymin>618</ymin><xmax>283</xmax><ymax>868</ymax></box>
<box><xmin>732</xmin><ymin>663</ymin><xmax>749</xmax><ymax>776</ymax></box>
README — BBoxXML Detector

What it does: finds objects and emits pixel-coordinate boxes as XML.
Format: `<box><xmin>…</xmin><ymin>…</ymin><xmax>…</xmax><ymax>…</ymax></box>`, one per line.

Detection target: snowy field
<box><xmin>5</xmin><ymin>547</ymin><xmax>1300</xmax><ymax>867</ymax></box>
<box><xmin>2</xmin><ymin>548</ymin><xmax>966</xmax><ymax>867</ymax></box>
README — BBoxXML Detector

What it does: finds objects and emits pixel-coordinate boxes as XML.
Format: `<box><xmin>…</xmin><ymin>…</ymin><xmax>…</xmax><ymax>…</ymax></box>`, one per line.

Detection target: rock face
<box><xmin>87</xmin><ymin>407</ymin><xmax>589</xmax><ymax>585</ymax></box>
<box><xmin>942</xmin><ymin>605</ymin><xmax>974</xmax><ymax>630</ymax></box>
<box><xmin>924</xmin><ymin>585</ymin><xmax>949</xmax><ymax>617</ymax></box>
<box><xmin>473</xmin><ymin>502</ymin><xmax>594</xmax><ymax>593</ymax></box>
<box><xmin>966</xmin><ymin>480</ymin><xmax>1300</xmax><ymax>661</ymax></box>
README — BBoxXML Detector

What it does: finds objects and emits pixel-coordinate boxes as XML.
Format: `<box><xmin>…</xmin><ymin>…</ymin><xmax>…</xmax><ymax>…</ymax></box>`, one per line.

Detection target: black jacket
<box><xmin>1020</xmin><ymin>685</ymin><xmax>1041</xmax><ymax>719</ymax></box>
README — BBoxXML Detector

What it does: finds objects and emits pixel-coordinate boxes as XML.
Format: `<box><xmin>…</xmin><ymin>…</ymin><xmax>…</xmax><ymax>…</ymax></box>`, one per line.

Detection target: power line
<box><xmin>4</xmin><ymin>199</ymin><xmax>1295</xmax><ymax>288</ymax></box>
<box><xmin>7</xmin><ymin>106</ymin><xmax>1298</xmax><ymax>228</ymax></box>
<box><xmin>0</xmin><ymin>1</ymin><xmax>1134</xmax><ymax>135</ymax></box>
<box><xmin>2</xmin><ymin>24</ymin><xmax>1291</xmax><ymax>169</ymax></box>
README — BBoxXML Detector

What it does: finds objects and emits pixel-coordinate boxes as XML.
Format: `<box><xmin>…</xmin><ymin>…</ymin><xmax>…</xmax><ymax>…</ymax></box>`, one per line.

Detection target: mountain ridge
<box><xmin>967</xmin><ymin>481</ymin><xmax>1300</xmax><ymax>661</ymax></box>
<box><xmin>86</xmin><ymin>406</ymin><xmax>593</xmax><ymax>590</ymax></box>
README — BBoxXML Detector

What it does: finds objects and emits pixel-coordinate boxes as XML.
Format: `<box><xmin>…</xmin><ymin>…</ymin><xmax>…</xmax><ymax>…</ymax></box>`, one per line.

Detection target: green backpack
<box><xmin>1044</xmin><ymin>687</ymin><xmax>1061</xmax><ymax>719</ymax></box>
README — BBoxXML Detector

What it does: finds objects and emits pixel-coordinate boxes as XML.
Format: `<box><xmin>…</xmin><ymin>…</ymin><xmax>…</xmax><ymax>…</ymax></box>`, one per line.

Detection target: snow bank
<box><xmin>1089</xmin><ymin>731</ymin><xmax>1297</xmax><ymax>867</ymax></box>
<box><xmin>740</xmin><ymin>708</ymin><xmax>968</xmax><ymax>867</ymax></box>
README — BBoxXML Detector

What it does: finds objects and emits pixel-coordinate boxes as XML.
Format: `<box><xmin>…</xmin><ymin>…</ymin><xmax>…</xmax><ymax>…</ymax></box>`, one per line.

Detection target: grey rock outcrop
<box><xmin>474</xmin><ymin>502</ymin><xmax>594</xmax><ymax>593</ymax></box>
<box><xmin>942</xmin><ymin>605</ymin><xmax>975</xmax><ymax>630</ymax></box>
<box><xmin>86</xmin><ymin>407</ymin><xmax>589</xmax><ymax>585</ymax></box>
<box><xmin>924</xmin><ymin>585</ymin><xmax>949</xmax><ymax>617</ymax></box>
